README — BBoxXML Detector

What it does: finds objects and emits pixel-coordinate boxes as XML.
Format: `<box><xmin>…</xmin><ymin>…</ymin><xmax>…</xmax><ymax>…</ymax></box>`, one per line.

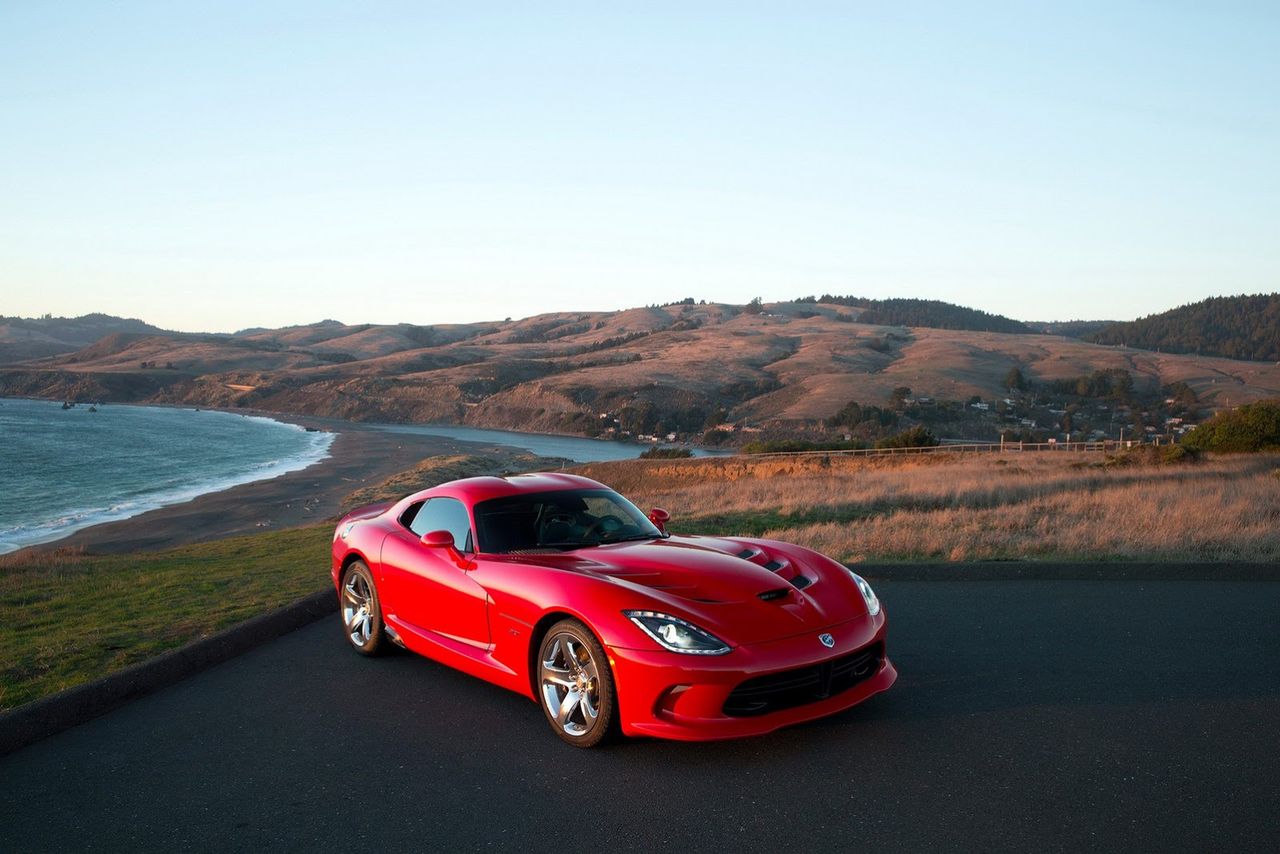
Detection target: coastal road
<box><xmin>3</xmin><ymin>574</ymin><xmax>1278</xmax><ymax>852</ymax></box>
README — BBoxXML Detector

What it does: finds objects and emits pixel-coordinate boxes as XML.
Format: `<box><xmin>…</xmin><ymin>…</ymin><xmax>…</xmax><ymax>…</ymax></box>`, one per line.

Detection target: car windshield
<box><xmin>473</xmin><ymin>488</ymin><xmax>665</xmax><ymax>553</ymax></box>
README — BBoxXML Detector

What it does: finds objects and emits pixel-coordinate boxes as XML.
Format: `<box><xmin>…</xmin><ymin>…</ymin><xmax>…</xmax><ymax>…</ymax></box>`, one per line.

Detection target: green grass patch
<box><xmin>0</xmin><ymin>526</ymin><xmax>333</xmax><ymax>711</ymax></box>
<box><xmin>678</xmin><ymin>507</ymin><xmax>864</xmax><ymax>538</ymax></box>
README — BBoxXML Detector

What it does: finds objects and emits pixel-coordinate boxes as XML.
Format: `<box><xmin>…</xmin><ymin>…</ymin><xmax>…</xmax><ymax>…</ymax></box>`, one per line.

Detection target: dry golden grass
<box><xmin>574</xmin><ymin>451</ymin><xmax>1280</xmax><ymax>562</ymax></box>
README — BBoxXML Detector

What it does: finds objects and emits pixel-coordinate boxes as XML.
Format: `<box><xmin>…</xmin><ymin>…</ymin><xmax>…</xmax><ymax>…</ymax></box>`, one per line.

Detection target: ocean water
<box><xmin>0</xmin><ymin>398</ymin><xmax>334</xmax><ymax>554</ymax></box>
<box><xmin>371</xmin><ymin>422</ymin><xmax>729</xmax><ymax>462</ymax></box>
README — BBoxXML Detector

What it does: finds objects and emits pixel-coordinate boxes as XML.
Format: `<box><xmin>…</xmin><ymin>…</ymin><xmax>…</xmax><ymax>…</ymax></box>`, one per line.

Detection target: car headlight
<box><xmin>851</xmin><ymin>573</ymin><xmax>881</xmax><ymax>616</ymax></box>
<box><xmin>624</xmin><ymin>611</ymin><xmax>731</xmax><ymax>655</ymax></box>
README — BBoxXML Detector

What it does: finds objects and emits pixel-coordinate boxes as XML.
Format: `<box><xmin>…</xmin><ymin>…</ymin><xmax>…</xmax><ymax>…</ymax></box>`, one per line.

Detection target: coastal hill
<box><xmin>1084</xmin><ymin>293</ymin><xmax>1280</xmax><ymax>362</ymax></box>
<box><xmin>3</xmin><ymin>299</ymin><xmax>1279</xmax><ymax>440</ymax></box>
<box><xmin>0</xmin><ymin>313</ymin><xmax>167</xmax><ymax>364</ymax></box>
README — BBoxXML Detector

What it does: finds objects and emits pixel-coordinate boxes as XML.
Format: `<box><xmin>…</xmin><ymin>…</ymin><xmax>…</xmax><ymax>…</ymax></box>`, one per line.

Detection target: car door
<box><xmin>379</xmin><ymin>496</ymin><xmax>491</xmax><ymax>650</ymax></box>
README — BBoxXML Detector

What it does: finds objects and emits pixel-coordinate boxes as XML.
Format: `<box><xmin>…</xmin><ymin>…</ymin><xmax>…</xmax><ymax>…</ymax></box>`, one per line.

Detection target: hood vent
<box><xmin>757</xmin><ymin>587</ymin><xmax>791</xmax><ymax>602</ymax></box>
<box><xmin>789</xmin><ymin>574</ymin><xmax>813</xmax><ymax>590</ymax></box>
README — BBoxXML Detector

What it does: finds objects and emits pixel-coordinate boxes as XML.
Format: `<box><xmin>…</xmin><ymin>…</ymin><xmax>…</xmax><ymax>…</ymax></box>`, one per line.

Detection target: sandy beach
<box><xmin>17</xmin><ymin>413</ymin><xmax>540</xmax><ymax>556</ymax></box>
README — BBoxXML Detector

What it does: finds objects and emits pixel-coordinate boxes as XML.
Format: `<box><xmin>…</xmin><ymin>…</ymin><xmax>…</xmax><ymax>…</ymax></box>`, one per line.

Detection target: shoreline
<box><xmin>1</xmin><ymin>404</ymin><xmax>337</xmax><ymax>555</ymax></box>
<box><xmin>0</xmin><ymin>398</ymin><xmax>708</xmax><ymax>558</ymax></box>
<box><xmin>4</xmin><ymin>405</ymin><xmax>504</xmax><ymax>557</ymax></box>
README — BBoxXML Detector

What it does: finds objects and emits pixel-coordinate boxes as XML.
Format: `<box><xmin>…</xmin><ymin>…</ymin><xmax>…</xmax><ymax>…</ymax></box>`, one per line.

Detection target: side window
<box><xmin>409</xmin><ymin>497</ymin><xmax>474</xmax><ymax>552</ymax></box>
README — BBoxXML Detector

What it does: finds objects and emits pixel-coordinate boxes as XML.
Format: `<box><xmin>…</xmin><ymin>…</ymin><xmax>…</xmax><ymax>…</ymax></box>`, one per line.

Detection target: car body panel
<box><xmin>332</xmin><ymin>472</ymin><xmax>896</xmax><ymax>740</ymax></box>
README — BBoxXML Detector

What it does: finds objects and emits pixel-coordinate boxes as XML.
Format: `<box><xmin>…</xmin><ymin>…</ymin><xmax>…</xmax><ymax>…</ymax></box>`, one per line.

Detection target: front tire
<box><xmin>340</xmin><ymin>561</ymin><xmax>388</xmax><ymax>656</ymax></box>
<box><xmin>537</xmin><ymin>620</ymin><xmax>618</xmax><ymax>748</ymax></box>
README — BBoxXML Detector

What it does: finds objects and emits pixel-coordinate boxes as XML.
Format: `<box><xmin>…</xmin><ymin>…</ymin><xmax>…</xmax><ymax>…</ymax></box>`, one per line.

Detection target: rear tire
<box><xmin>537</xmin><ymin>619</ymin><xmax>618</xmax><ymax>748</ymax></box>
<box><xmin>340</xmin><ymin>561</ymin><xmax>388</xmax><ymax>656</ymax></box>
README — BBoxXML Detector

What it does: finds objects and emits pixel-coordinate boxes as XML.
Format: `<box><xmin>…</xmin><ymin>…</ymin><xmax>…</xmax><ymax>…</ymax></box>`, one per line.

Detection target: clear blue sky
<box><xmin>2</xmin><ymin>1</ymin><xmax>1277</xmax><ymax>332</ymax></box>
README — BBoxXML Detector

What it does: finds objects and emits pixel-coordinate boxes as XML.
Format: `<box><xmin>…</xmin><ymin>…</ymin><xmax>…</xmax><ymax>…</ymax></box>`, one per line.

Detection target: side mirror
<box><xmin>648</xmin><ymin>507</ymin><xmax>670</xmax><ymax>534</ymax></box>
<box><xmin>421</xmin><ymin>530</ymin><xmax>454</xmax><ymax>549</ymax></box>
<box><xmin>420</xmin><ymin>530</ymin><xmax>475</xmax><ymax>570</ymax></box>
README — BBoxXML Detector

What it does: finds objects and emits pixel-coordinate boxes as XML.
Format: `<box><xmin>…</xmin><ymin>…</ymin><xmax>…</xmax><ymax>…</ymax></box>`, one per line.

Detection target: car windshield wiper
<box><xmin>537</xmin><ymin>533</ymin><xmax>660</xmax><ymax>550</ymax></box>
<box><xmin>597</xmin><ymin>533</ymin><xmax>661</xmax><ymax>544</ymax></box>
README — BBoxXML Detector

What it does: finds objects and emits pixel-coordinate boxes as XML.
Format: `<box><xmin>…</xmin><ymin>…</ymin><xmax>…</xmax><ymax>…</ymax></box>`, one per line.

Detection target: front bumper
<box><xmin>607</xmin><ymin>613</ymin><xmax>896</xmax><ymax>741</ymax></box>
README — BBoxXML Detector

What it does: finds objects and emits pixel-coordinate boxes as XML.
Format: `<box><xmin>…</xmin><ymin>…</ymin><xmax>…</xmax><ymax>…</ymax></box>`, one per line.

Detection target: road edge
<box><xmin>854</xmin><ymin>561</ymin><xmax>1280</xmax><ymax>581</ymax></box>
<box><xmin>0</xmin><ymin>588</ymin><xmax>336</xmax><ymax>757</ymax></box>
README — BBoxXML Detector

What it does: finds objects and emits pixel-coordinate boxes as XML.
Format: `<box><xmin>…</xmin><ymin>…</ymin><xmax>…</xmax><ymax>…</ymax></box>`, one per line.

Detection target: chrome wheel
<box><xmin>342</xmin><ymin>570</ymin><xmax>374</xmax><ymax>647</ymax></box>
<box><xmin>540</xmin><ymin>632</ymin><xmax>601</xmax><ymax>738</ymax></box>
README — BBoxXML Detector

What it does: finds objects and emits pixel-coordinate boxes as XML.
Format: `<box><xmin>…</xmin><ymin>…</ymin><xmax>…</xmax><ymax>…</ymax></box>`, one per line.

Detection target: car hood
<box><xmin>508</xmin><ymin>535</ymin><xmax>865</xmax><ymax>645</ymax></box>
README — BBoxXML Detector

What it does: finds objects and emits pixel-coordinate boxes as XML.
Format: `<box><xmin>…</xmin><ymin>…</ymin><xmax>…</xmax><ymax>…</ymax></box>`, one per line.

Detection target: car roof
<box><xmin>402</xmin><ymin>472</ymin><xmax>610</xmax><ymax>508</ymax></box>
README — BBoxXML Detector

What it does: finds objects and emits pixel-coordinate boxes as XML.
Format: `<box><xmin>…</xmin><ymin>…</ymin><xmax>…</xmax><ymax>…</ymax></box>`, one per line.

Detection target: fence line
<box><xmin>734</xmin><ymin>439</ymin><xmax>1132</xmax><ymax>460</ymax></box>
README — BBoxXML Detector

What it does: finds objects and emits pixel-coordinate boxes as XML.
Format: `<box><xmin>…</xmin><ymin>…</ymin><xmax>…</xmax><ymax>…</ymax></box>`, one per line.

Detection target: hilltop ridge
<box><xmin>4</xmin><ymin>298</ymin><xmax>1279</xmax><ymax>445</ymax></box>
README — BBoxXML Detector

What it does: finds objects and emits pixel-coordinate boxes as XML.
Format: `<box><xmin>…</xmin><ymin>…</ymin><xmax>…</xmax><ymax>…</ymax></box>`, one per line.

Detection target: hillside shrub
<box><xmin>1182</xmin><ymin>400</ymin><xmax>1280</xmax><ymax>453</ymax></box>
<box><xmin>639</xmin><ymin>447</ymin><xmax>693</xmax><ymax>459</ymax></box>
<box><xmin>874</xmin><ymin>426</ymin><xmax>939</xmax><ymax>449</ymax></box>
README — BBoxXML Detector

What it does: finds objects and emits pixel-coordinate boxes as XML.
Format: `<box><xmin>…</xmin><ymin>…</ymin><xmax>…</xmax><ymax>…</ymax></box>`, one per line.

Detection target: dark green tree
<box><xmin>1182</xmin><ymin>400</ymin><xmax>1280</xmax><ymax>452</ymax></box>
<box><xmin>875</xmin><ymin>426</ymin><xmax>939</xmax><ymax>449</ymax></box>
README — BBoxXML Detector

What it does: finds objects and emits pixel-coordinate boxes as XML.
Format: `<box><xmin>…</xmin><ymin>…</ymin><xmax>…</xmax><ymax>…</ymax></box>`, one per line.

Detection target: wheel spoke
<box><xmin>557</xmin><ymin>689</ymin><xmax>581</xmax><ymax>726</ymax></box>
<box><xmin>542</xmin><ymin>666</ymin><xmax>574</xmax><ymax>689</ymax></box>
<box><xmin>580</xmin><ymin>691</ymin><xmax>598</xmax><ymax>721</ymax></box>
<box><xmin>347</xmin><ymin>606</ymin><xmax>364</xmax><ymax>628</ymax></box>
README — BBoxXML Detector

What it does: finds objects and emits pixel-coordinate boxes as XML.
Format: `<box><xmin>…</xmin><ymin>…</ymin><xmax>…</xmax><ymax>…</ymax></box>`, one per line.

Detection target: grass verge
<box><xmin>0</xmin><ymin>526</ymin><xmax>331</xmax><ymax>712</ymax></box>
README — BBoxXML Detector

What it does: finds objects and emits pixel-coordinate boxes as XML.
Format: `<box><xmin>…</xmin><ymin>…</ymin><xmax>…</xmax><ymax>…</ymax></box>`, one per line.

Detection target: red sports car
<box><xmin>331</xmin><ymin>472</ymin><xmax>896</xmax><ymax>746</ymax></box>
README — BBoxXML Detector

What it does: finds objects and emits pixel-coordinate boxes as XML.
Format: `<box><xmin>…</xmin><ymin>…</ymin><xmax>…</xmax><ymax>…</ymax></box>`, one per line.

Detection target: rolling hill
<box><xmin>0</xmin><ymin>313</ymin><xmax>169</xmax><ymax>364</ymax></box>
<box><xmin>805</xmin><ymin>296</ymin><xmax>1031</xmax><ymax>333</ymax></box>
<box><xmin>3</xmin><ymin>300</ymin><xmax>1279</xmax><ymax>442</ymax></box>
<box><xmin>1085</xmin><ymin>293</ymin><xmax>1280</xmax><ymax>362</ymax></box>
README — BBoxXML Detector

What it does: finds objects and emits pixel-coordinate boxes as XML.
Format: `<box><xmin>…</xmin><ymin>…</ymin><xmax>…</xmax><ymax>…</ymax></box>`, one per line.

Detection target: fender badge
<box><xmin>818</xmin><ymin>633</ymin><xmax>835</xmax><ymax>648</ymax></box>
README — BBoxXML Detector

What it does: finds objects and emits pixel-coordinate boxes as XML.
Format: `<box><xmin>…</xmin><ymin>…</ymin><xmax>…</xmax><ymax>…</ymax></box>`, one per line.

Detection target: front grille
<box><xmin>722</xmin><ymin>642</ymin><xmax>883</xmax><ymax>717</ymax></box>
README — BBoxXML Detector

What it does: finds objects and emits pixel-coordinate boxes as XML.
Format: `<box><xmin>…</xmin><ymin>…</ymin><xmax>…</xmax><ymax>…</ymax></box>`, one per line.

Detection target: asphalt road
<box><xmin>3</xmin><ymin>576</ymin><xmax>1278</xmax><ymax>852</ymax></box>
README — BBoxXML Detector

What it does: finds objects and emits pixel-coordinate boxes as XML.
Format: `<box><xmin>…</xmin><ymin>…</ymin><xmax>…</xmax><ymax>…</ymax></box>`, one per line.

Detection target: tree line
<box><xmin>1085</xmin><ymin>293</ymin><xmax>1280</xmax><ymax>362</ymax></box>
<box><xmin>796</xmin><ymin>296</ymin><xmax>1030</xmax><ymax>334</ymax></box>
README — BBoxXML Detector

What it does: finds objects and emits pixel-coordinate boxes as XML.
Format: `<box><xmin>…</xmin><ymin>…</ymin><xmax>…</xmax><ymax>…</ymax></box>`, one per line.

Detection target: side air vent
<box><xmin>757</xmin><ymin>588</ymin><xmax>791</xmax><ymax>602</ymax></box>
